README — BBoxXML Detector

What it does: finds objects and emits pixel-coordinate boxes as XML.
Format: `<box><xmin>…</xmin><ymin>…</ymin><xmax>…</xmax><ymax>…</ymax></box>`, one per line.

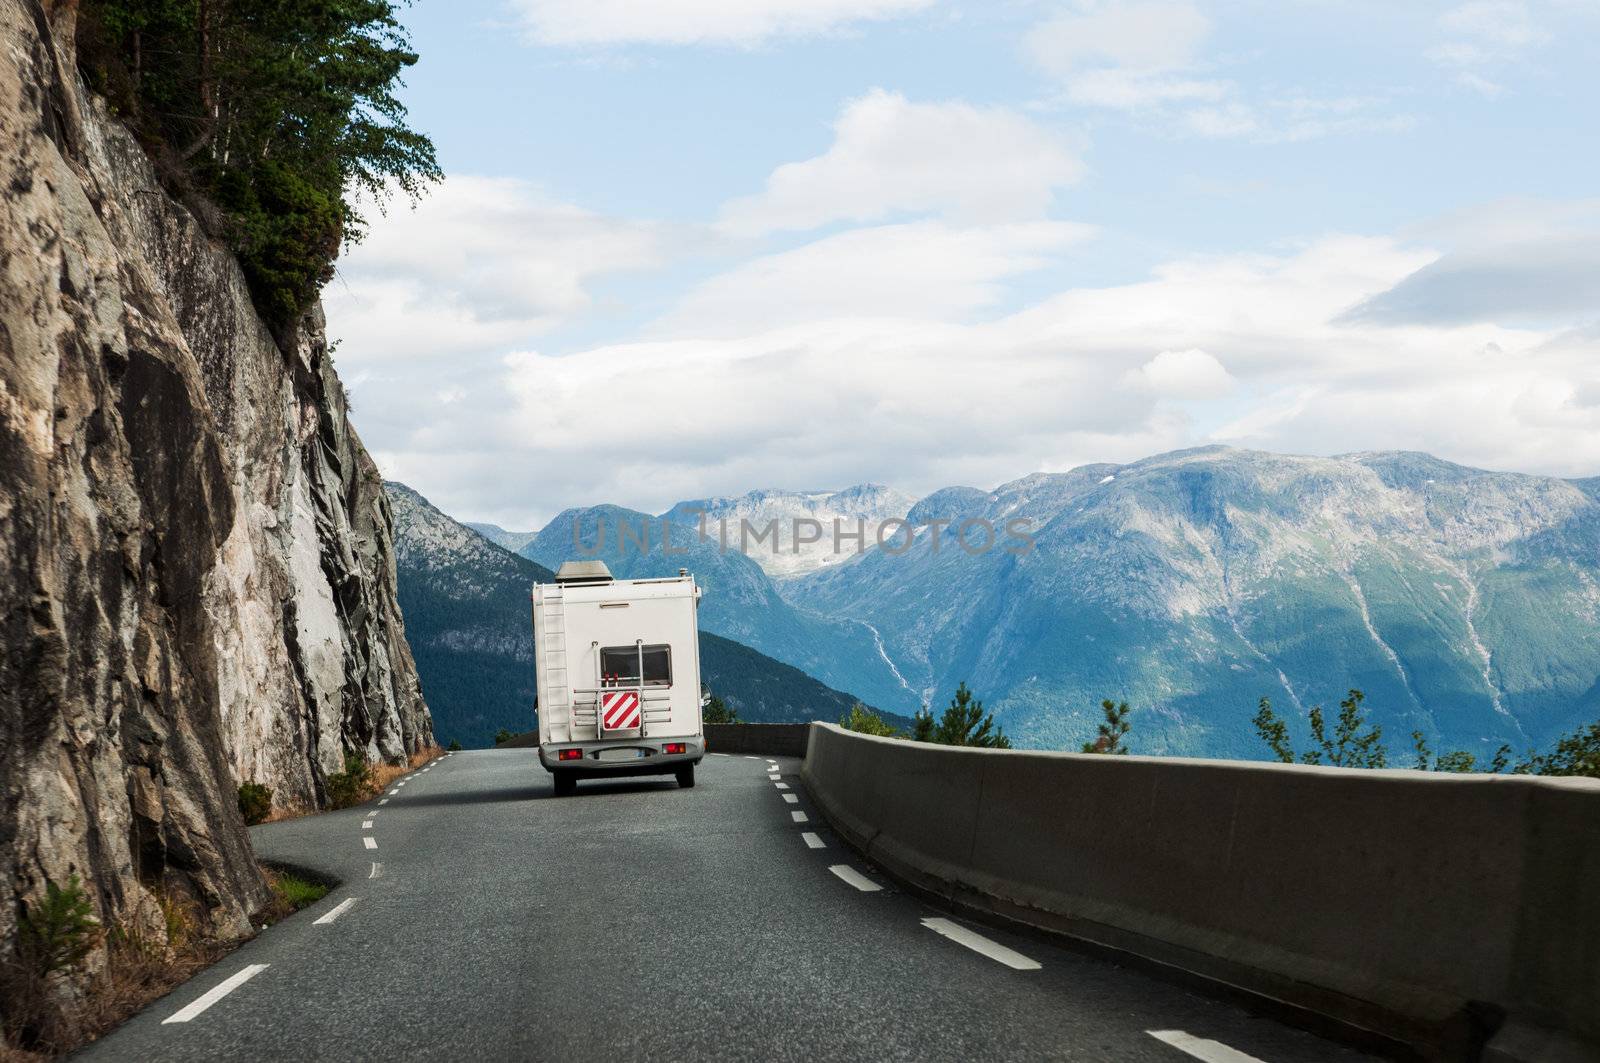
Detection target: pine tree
<box><xmin>924</xmin><ymin>682</ymin><xmax>1011</xmax><ymax>748</ymax></box>
<box><xmin>1081</xmin><ymin>699</ymin><xmax>1131</xmax><ymax>754</ymax></box>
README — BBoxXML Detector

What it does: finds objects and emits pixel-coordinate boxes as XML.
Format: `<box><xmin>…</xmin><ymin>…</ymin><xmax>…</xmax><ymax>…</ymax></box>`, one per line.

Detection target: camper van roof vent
<box><xmin>555</xmin><ymin>560</ymin><xmax>614</xmax><ymax>585</ymax></box>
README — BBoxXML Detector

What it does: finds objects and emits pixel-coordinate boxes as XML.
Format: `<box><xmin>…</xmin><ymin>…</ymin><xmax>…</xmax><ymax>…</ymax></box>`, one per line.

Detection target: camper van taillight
<box><xmin>557</xmin><ymin>748</ymin><xmax>583</xmax><ymax>761</ymax></box>
<box><xmin>662</xmin><ymin>743</ymin><xmax>687</xmax><ymax>755</ymax></box>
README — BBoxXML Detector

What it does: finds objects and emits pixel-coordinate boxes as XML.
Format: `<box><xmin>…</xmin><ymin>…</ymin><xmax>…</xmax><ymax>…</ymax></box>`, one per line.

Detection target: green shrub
<box><xmin>2</xmin><ymin>876</ymin><xmax>98</xmax><ymax>1050</ymax></box>
<box><xmin>20</xmin><ymin>876</ymin><xmax>99</xmax><ymax>976</ymax></box>
<box><xmin>447</xmin><ymin>739</ymin><xmax>462</xmax><ymax>751</ymax></box>
<box><xmin>213</xmin><ymin>160</ymin><xmax>344</xmax><ymax>327</ymax></box>
<box><xmin>1253</xmin><ymin>689</ymin><xmax>1385</xmax><ymax>768</ymax></box>
<box><xmin>1521</xmin><ymin>721</ymin><xmax>1600</xmax><ymax>778</ymax></box>
<box><xmin>704</xmin><ymin>693</ymin><xmax>739</xmax><ymax>724</ymax></box>
<box><xmin>269</xmin><ymin>871</ymin><xmax>329</xmax><ymax>912</ymax></box>
<box><xmin>840</xmin><ymin>703</ymin><xmax>899</xmax><ymax>737</ymax></box>
<box><xmin>494</xmin><ymin>729</ymin><xmax>514</xmax><ymax>746</ymax></box>
<box><xmin>237</xmin><ymin>781</ymin><xmax>273</xmax><ymax>825</ymax></box>
<box><xmin>325</xmin><ymin>753</ymin><xmax>372</xmax><ymax>810</ymax></box>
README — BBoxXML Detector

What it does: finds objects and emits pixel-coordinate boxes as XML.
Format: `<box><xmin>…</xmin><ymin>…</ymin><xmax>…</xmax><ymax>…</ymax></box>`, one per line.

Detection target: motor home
<box><xmin>533</xmin><ymin>560</ymin><xmax>705</xmax><ymax>795</ymax></box>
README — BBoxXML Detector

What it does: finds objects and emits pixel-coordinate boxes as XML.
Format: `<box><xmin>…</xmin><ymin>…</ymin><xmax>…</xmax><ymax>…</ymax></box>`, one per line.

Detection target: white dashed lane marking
<box><xmin>774</xmin><ymin>782</ymin><xmax>790</xmax><ymax>790</ymax></box>
<box><xmin>363</xmin><ymin>837</ymin><xmax>378</xmax><ymax>850</ymax></box>
<box><xmin>368</xmin><ymin>862</ymin><xmax>383</xmax><ymax>879</ymax></box>
<box><xmin>801</xmin><ymin>832</ymin><xmax>825</xmax><ymax>849</ymax></box>
<box><xmin>1145</xmin><ymin>1030</ymin><xmax>1266</xmax><ymax>1063</ymax></box>
<box><xmin>783</xmin><ymin>794</ymin><xmax>799</xmax><ymax>804</ymax></box>
<box><xmin>313</xmin><ymin>898</ymin><xmax>357</xmax><ymax>926</ymax></box>
<box><xmin>829</xmin><ymin>865</ymin><xmax>882</xmax><ymax>892</ymax></box>
<box><xmin>921</xmin><ymin>918</ymin><xmax>1041</xmax><ymax>971</ymax></box>
<box><xmin>380</xmin><ymin>798</ymin><xmax>390</xmax><ymax>804</ymax></box>
<box><xmin>768</xmin><ymin>774</ymin><xmax>781</xmax><ymax>781</ymax></box>
<box><xmin>162</xmin><ymin>964</ymin><xmax>269</xmax><ymax>1024</ymax></box>
<box><xmin>791</xmin><ymin>810</ymin><xmax>809</xmax><ymax>823</ymax></box>
<box><xmin>362</xmin><ymin>821</ymin><xmax>373</xmax><ymax>829</ymax></box>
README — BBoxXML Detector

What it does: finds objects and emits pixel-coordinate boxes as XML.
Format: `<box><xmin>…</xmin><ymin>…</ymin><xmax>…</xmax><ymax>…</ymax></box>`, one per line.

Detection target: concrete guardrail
<box><xmin>705</xmin><ymin>723</ymin><xmax>809</xmax><ymax>758</ymax></box>
<box><xmin>800</xmin><ymin>722</ymin><xmax>1600</xmax><ymax>1063</ymax></box>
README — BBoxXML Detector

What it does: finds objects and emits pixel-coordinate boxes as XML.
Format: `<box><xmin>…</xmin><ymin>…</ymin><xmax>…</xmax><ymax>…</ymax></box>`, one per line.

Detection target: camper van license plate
<box><xmin>597</xmin><ymin>748</ymin><xmax>645</xmax><ymax>762</ymax></box>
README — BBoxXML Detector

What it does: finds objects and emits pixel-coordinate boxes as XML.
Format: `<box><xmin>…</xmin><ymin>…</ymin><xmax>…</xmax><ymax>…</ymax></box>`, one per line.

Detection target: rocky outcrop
<box><xmin>0</xmin><ymin>0</ymin><xmax>430</xmax><ymax>969</ymax></box>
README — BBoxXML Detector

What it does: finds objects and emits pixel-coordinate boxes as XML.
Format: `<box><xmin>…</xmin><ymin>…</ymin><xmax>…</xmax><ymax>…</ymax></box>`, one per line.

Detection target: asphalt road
<box><xmin>78</xmin><ymin>751</ymin><xmax>1380</xmax><ymax>1062</ymax></box>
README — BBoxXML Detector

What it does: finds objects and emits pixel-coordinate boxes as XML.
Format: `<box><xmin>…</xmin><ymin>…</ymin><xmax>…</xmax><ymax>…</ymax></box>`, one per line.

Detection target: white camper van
<box><xmin>533</xmin><ymin>560</ymin><xmax>705</xmax><ymax>795</ymax></box>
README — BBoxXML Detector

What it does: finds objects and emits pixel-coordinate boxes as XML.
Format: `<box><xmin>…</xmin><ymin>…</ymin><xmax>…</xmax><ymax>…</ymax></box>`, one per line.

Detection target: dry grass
<box><xmin>262</xmin><ymin>745</ymin><xmax>444</xmax><ymax>822</ymax></box>
<box><xmin>2</xmin><ymin>891</ymin><xmax>225</xmax><ymax>1059</ymax></box>
<box><xmin>366</xmin><ymin>745</ymin><xmax>444</xmax><ymax>796</ymax></box>
<box><xmin>263</xmin><ymin>798</ymin><xmax>316</xmax><ymax>823</ymax></box>
<box><xmin>0</xmin><ymin>1045</ymin><xmax>47</xmax><ymax>1063</ymax></box>
<box><xmin>1</xmin><ymin>860</ymin><xmax>348</xmax><ymax>1058</ymax></box>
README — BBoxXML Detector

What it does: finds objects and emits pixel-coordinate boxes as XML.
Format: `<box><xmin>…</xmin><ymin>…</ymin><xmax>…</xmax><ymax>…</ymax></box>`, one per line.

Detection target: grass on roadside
<box><xmin>262</xmin><ymin>870</ymin><xmax>330</xmax><ymax>921</ymax></box>
<box><xmin>265</xmin><ymin>745</ymin><xmax>444</xmax><ymax>822</ymax></box>
<box><xmin>0</xmin><ymin>882</ymin><xmax>224</xmax><ymax>1060</ymax></box>
<box><xmin>367</xmin><ymin>746</ymin><xmax>444</xmax><ymax>797</ymax></box>
<box><xmin>1</xmin><ymin>862</ymin><xmax>345</xmax><ymax>1059</ymax></box>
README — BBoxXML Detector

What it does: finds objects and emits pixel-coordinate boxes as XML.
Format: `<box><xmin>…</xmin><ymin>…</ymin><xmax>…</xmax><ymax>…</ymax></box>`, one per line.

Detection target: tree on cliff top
<box><xmin>76</xmin><ymin>0</ymin><xmax>440</xmax><ymax>332</ymax></box>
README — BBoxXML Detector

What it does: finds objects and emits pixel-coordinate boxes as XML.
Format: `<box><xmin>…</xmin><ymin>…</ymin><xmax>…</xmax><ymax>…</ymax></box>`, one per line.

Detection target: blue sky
<box><xmin>325</xmin><ymin>0</ymin><xmax>1600</xmax><ymax>527</ymax></box>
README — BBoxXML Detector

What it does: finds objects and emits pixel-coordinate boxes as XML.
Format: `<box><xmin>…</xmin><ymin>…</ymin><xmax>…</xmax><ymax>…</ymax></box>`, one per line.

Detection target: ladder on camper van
<box><xmin>541</xmin><ymin>588</ymin><xmax>573</xmax><ymax>741</ymax></box>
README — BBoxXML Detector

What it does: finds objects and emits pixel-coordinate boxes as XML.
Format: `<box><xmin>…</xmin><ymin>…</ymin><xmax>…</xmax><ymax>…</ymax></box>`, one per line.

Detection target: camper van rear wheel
<box><xmin>552</xmin><ymin>772</ymin><xmax>575</xmax><ymax>797</ymax></box>
<box><xmin>675</xmin><ymin>764</ymin><xmax>695</xmax><ymax>789</ymax></box>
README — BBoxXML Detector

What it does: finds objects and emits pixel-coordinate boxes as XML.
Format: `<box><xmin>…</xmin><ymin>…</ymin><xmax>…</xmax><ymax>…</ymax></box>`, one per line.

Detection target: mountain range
<box><xmin>659</xmin><ymin>485</ymin><xmax>918</xmax><ymax>579</ymax></box>
<box><xmin>386</xmin><ymin>484</ymin><xmax>875</xmax><ymax>747</ymax></box>
<box><xmin>519</xmin><ymin>504</ymin><xmax>920</xmax><ymax>710</ymax></box>
<box><xmin>466</xmin><ymin>521</ymin><xmax>539</xmax><ymax>554</ymax></box>
<box><xmin>483</xmin><ymin>446</ymin><xmax>1600</xmax><ymax>760</ymax></box>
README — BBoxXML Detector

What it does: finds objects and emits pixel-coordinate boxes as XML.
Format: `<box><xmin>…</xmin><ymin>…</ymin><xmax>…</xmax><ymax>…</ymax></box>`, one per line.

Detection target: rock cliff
<box><xmin>0</xmin><ymin>0</ymin><xmax>430</xmax><ymax>968</ymax></box>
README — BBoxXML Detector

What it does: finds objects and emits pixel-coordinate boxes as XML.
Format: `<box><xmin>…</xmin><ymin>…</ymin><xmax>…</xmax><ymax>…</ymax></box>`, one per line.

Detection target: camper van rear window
<box><xmin>600</xmin><ymin>645</ymin><xmax>672</xmax><ymax>687</ymax></box>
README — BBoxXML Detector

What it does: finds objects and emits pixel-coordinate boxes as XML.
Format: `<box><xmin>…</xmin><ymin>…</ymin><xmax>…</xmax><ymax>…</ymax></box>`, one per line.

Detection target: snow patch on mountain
<box><xmin>662</xmin><ymin>484</ymin><xmax>917</xmax><ymax>579</ymax></box>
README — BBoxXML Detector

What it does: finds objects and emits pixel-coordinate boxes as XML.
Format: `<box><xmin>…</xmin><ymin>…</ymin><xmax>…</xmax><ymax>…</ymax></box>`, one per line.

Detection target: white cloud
<box><xmin>1126</xmin><ymin>349</ymin><xmax>1235</xmax><ymax>399</ymax></box>
<box><xmin>1025</xmin><ymin>0</ymin><xmax>1228</xmax><ymax>110</ymax></box>
<box><xmin>1342</xmin><ymin>239</ymin><xmax>1600</xmax><ymax>326</ymax></box>
<box><xmin>1440</xmin><ymin>1</ymin><xmax>1549</xmax><ymax>48</ymax></box>
<box><xmin>1026</xmin><ymin>0</ymin><xmax>1212</xmax><ymax>82</ymax></box>
<box><xmin>385</xmin><ymin>225</ymin><xmax>1599</xmax><ymax>524</ymax></box>
<box><xmin>1024</xmin><ymin>2</ymin><xmax>1412</xmax><ymax>142</ymax></box>
<box><xmin>717</xmin><ymin>89</ymin><xmax>1084</xmax><ymax>237</ymax></box>
<box><xmin>510</xmin><ymin>0</ymin><xmax>934</xmax><ymax>47</ymax></box>
<box><xmin>1428</xmin><ymin>1</ymin><xmax>1552</xmax><ymax>91</ymax></box>
<box><xmin>655</xmin><ymin>220</ymin><xmax>1095</xmax><ymax>337</ymax></box>
<box><xmin>326</xmin><ymin>176</ymin><xmax>668</xmax><ymax>362</ymax></box>
<box><xmin>1343</xmin><ymin>199</ymin><xmax>1600</xmax><ymax>324</ymax></box>
<box><xmin>1211</xmin><ymin>387</ymin><xmax>1318</xmax><ymax>443</ymax></box>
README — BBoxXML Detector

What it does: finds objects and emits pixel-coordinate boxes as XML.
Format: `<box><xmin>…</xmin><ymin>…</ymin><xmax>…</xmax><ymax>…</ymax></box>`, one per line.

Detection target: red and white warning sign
<box><xmin>601</xmin><ymin>689</ymin><xmax>641</xmax><ymax>731</ymax></box>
